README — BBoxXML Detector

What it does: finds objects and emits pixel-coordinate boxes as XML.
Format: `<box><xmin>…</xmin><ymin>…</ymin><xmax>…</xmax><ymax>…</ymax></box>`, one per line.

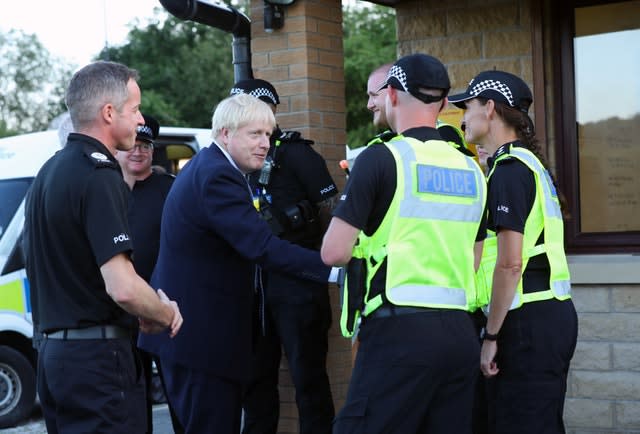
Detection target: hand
<box><xmin>139</xmin><ymin>317</ymin><xmax>166</xmax><ymax>334</ymax></box>
<box><xmin>480</xmin><ymin>340</ymin><xmax>499</xmax><ymax>378</ymax></box>
<box><xmin>157</xmin><ymin>289</ymin><xmax>183</xmax><ymax>338</ymax></box>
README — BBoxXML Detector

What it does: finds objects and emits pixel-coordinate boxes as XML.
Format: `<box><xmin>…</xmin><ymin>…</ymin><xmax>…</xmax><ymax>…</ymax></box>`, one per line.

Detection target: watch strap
<box><xmin>480</xmin><ymin>327</ymin><xmax>498</xmax><ymax>341</ymax></box>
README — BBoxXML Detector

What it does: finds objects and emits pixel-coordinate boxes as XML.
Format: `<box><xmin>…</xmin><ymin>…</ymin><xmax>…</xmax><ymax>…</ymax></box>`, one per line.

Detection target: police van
<box><xmin>0</xmin><ymin>126</ymin><xmax>211</xmax><ymax>428</ymax></box>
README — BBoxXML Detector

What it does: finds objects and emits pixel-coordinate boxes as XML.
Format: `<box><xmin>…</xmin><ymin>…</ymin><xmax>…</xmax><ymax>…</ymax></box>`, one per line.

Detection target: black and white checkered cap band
<box><xmin>137</xmin><ymin>125</ymin><xmax>154</xmax><ymax>137</ymax></box>
<box><xmin>137</xmin><ymin>125</ymin><xmax>153</xmax><ymax>136</ymax></box>
<box><xmin>387</xmin><ymin>64</ymin><xmax>409</xmax><ymax>92</ymax></box>
<box><xmin>230</xmin><ymin>87</ymin><xmax>278</xmax><ymax>105</ymax></box>
<box><xmin>469</xmin><ymin>79</ymin><xmax>514</xmax><ymax>106</ymax></box>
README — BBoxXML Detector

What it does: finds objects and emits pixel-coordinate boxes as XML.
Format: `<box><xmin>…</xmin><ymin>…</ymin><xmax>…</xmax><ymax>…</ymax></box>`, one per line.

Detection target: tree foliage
<box><xmin>1</xmin><ymin>2</ymin><xmax>395</xmax><ymax>139</ymax></box>
<box><xmin>343</xmin><ymin>5</ymin><xmax>396</xmax><ymax>148</ymax></box>
<box><xmin>0</xmin><ymin>30</ymin><xmax>73</xmax><ymax>137</ymax></box>
<box><xmin>99</xmin><ymin>12</ymin><xmax>234</xmax><ymax>129</ymax></box>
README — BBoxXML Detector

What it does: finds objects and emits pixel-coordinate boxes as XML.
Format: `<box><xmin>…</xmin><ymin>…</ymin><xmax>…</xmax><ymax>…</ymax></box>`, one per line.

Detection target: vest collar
<box><xmin>400</xmin><ymin>126</ymin><xmax>442</xmax><ymax>142</ymax></box>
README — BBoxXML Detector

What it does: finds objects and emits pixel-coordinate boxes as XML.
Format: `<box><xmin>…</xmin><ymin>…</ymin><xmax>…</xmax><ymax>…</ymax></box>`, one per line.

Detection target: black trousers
<box><xmin>469</xmin><ymin>310</ymin><xmax>489</xmax><ymax>434</ymax></box>
<box><xmin>333</xmin><ymin>309</ymin><xmax>480</xmax><ymax>434</ymax></box>
<box><xmin>486</xmin><ymin>298</ymin><xmax>578</xmax><ymax>434</ymax></box>
<box><xmin>242</xmin><ymin>273</ymin><xmax>334</xmax><ymax>434</ymax></box>
<box><xmin>38</xmin><ymin>337</ymin><xmax>146</xmax><ymax>434</ymax></box>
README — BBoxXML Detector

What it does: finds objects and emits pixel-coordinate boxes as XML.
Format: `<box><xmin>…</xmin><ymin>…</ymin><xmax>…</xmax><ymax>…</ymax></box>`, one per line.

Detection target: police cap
<box><xmin>230</xmin><ymin>79</ymin><xmax>280</xmax><ymax>106</ymax></box>
<box><xmin>136</xmin><ymin>114</ymin><xmax>160</xmax><ymax>144</ymax></box>
<box><xmin>448</xmin><ymin>70</ymin><xmax>533</xmax><ymax>114</ymax></box>
<box><xmin>378</xmin><ymin>53</ymin><xmax>450</xmax><ymax>104</ymax></box>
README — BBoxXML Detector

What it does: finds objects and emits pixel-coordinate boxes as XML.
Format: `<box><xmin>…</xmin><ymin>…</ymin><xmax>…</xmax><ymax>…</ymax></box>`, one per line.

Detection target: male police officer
<box><xmin>24</xmin><ymin>61</ymin><xmax>182</xmax><ymax>433</ymax></box>
<box><xmin>321</xmin><ymin>54</ymin><xmax>487</xmax><ymax>434</ymax></box>
<box><xmin>230</xmin><ymin>79</ymin><xmax>337</xmax><ymax>434</ymax></box>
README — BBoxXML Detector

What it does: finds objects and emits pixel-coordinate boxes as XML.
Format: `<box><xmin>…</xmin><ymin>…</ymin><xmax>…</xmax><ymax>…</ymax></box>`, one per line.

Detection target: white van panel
<box><xmin>0</xmin><ymin>131</ymin><xmax>61</xmax><ymax>181</ymax></box>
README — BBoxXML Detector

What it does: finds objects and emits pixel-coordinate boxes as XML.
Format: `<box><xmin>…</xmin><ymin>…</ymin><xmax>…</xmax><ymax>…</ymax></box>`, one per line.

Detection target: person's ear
<box><xmin>220</xmin><ymin>127</ymin><xmax>232</xmax><ymax>147</ymax></box>
<box><xmin>101</xmin><ymin>103</ymin><xmax>114</xmax><ymax>124</ymax></box>
<box><xmin>387</xmin><ymin>86</ymin><xmax>398</xmax><ymax>107</ymax></box>
<box><xmin>485</xmin><ymin>99</ymin><xmax>496</xmax><ymax>119</ymax></box>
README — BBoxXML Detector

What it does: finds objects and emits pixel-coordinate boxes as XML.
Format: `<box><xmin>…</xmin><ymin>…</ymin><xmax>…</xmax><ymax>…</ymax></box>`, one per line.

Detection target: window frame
<box><xmin>550</xmin><ymin>0</ymin><xmax>640</xmax><ymax>253</ymax></box>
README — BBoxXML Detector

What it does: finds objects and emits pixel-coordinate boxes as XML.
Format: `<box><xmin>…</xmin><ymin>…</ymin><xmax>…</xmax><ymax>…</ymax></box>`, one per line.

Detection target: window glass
<box><xmin>574</xmin><ymin>1</ymin><xmax>640</xmax><ymax>232</ymax></box>
<box><xmin>0</xmin><ymin>178</ymin><xmax>31</xmax><ymax>242</ymax></box>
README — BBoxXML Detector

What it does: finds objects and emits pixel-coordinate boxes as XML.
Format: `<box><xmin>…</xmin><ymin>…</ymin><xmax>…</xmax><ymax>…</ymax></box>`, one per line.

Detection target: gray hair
<box><xmin>65</xmin><ymin>61</ymin><xmax>139</xmax><ymax>130</ymax></box>
<box><xmin>211</xmin><ymin>93</ymin><xmax>276</xmax><ymax>138</ymax></box>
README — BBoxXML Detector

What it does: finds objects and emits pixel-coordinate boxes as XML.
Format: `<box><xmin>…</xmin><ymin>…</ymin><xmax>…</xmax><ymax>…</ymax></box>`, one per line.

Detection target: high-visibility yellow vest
<box><xmin>479</xmin><ymin>145</ymin><xmax>571</xmax><ymax>311</ymax></box>
<box><xmin>474</xmin><ymin>229</ymin><xmax>496</xmax><ymax>310</ymax></box>
<box><xmin>339</xmin><ymin>129</ymin><xmax>482</xmax><ymax>337</ymax></box>
<box><xmin>359</xmin><ymin>136</ymin><xmax>486</xmax><ymax>316</ymax></box>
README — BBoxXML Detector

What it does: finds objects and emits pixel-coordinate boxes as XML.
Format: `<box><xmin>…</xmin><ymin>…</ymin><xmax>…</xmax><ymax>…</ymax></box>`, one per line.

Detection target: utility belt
<box><xmin>366</xmin><ymin>304</ymin><xmax>442</xmax><ymax>320</ymax></box>
<box><xmin>340</xmin><ymin>254</ymin><xmax>465</xmax><ymax>336</ymax></box>
<box><xmin>45</xmin><ymin>325</ymin><xmax>131</xmax><ymax>340</ymax></box>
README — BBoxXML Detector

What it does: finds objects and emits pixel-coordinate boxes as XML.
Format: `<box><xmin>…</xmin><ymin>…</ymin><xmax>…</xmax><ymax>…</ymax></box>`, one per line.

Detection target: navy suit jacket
<box><xmin>138</xmin><ymin>144</ymin><xmax>330</xmax><ymax>382</ymax></box>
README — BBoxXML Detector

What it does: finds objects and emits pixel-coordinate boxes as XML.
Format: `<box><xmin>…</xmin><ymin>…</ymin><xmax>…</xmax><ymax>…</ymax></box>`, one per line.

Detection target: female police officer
<box><xmin>449</xmin><ymin>71</ymin><xmax>578</xmax><ymax>434</ymax></box>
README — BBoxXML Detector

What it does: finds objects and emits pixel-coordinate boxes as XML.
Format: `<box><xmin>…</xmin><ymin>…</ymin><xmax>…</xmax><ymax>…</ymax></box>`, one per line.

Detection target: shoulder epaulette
<box><xmin>83</xmin><ymin>149</ymin><xmax>117</xmax><ymax>169</ymax></box>
<box><xmin>277</xmin><ymin>130</ymin><xmax>314</xmax><ymax>146</ymax></box>
<box><xmin>493</xmin><ymin>143</ymin><xmax>517</xmax><ymax>165</ymax></box>
<box><xmin>366</xmin><ymin>130</ymin><xmax>397</xmax><ymax>146</ymax></box>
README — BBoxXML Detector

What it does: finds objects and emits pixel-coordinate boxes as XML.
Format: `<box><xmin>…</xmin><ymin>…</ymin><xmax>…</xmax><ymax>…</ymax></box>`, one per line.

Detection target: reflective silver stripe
<box><xmin>388</xmin><ymin>284</ymin><xmax>468</xmax><ymax>307</ymax></box>
<box><xmin>509</xmin><ymin>292</ymin><xmax>522</xmax><ymax>310</ymax></box>
<box><xmin>509</xmin><ymin>149</ymin><xmax>562</xmax><ymax>219</ymax></box>
<box><xmin>553</xmin><ymin>279</ymin><xmax>571</xmax><ymax>297</ymax></box>
<box><xmin>391</xmin><ymin>139</ymin><xmax>485</xmax><ymax>223</ymax></box>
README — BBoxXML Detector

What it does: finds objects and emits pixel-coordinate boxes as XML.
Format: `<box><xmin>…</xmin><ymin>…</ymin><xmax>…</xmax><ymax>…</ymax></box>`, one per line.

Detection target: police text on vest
<box><xmin>417</xmin><ymin>165</ymin><xmax>477</xmax><ymax>197</ymax></box>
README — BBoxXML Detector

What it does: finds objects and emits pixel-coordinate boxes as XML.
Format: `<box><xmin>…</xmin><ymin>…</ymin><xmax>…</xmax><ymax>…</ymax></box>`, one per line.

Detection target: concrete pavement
<box><xmin>0</xmin><ymin>404</ymin><xmax>177</xmax><ymax>434</ymax></box>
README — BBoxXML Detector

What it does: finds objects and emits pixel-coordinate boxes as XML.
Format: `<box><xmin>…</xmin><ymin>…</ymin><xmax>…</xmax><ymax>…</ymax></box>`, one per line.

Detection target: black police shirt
<box><xmin>250</xmin><ymin>130</ymin><xmax>338</xmax><ymax>248</ymax></box>
<box><xmin>24</xmin><ymin>133</ymin><xmax>134</xmax><ymax>332</ymax></box>
<box><xmin>128</xmin><ymin>171</ymin><xmax>174</xmax><ymax>282</ymax></box>
<box><xmin>334</xmin><ymin>127</ymin><xmax>488</xmax><ymax>292</ymax></box>
<box><xmin>487</xmin><ymin>142</ymin><xmax>551</xmax><ymax>291</ymax></box>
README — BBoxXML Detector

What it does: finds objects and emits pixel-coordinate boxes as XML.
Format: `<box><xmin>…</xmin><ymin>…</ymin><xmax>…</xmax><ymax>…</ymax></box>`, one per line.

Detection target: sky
<box><xmin>0</xmin><ymin>0</ymin><xmax>361</xmax><ymax>68</ymax></box>
<box><xmin>0</xmin><ymin>0</ymin><xmax>167</xmax><ymax>67</ymax></box>
<box><xmin>574</xmin><ymin>29</ymin><xmax>640</xmax><ymax>124</ymax></box>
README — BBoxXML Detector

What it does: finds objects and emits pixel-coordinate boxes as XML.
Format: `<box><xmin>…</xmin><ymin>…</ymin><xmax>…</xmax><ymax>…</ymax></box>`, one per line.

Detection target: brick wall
<box><xmin>249</xmin><ymin>1</ymin><xmax>351</xmax><ymax>432</ymax></box>
<box><xmin>394</xmin><ymin>0</ymin><xmax>534</xmax><ymax>97</ymax></box>
<box><xmin>565</xmin><ymin>285</ymin><xmax>640</xmax><ymax>433</ymax></box>
<box><xmin>250</xmin><ymin>0</ymin><xmax>348</xmax><ymax>190</ymax></box>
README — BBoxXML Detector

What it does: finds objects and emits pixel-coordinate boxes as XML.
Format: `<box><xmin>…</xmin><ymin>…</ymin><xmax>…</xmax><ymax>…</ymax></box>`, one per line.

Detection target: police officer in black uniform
<box><xmin>322</xmin><ymin>54</ymin><xmax>487</xmax><ymax>434</ymax></box>
<box><xmin>117</xmin><ymin>114</ymin><xmax>175</xmax><ymax>283</ymax></box>
<box><xmin>23</xmin><ymin>61</ymin><xmax>182</xmax><ymax>434</ymax></box>
<box><xmin>230</xmin><ymin>79</ymin><xmax>337</xmax><ymax>434</ymax></box>
<box><xmin>364</xmin><ymin>61</ymin><xmax>489</xmax><ymax>434</ymax></box>
<box><xmin>116</xmin><ymin>113</ymin><xmax>183</xmax><ymax>434</ymax></box>
<box><xmin>449</xmin><ymin>70</ymin><xmax>578</xmax><ymax>434</ymax></box>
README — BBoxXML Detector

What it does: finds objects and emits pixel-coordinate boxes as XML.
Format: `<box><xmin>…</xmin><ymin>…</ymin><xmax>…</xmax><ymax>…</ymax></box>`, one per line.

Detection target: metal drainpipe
<box><xmin>159</xmin><ymin>0</ymin><xmax>253</xmax><ymax>81</ymax></box>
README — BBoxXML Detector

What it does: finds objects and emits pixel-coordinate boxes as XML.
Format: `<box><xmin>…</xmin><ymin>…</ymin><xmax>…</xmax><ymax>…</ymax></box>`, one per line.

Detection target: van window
<box><xmin>0</xmin><ymin>178</ymin><xmax>31</xmax><ymax>242</ymax></box>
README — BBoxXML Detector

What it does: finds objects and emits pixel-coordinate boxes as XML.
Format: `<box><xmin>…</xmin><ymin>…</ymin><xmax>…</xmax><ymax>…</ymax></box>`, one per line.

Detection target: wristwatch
<box><xmin>480</xmin><ymin>327</ymin><xmax>498</xmax><ymax>341</ymax></box>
